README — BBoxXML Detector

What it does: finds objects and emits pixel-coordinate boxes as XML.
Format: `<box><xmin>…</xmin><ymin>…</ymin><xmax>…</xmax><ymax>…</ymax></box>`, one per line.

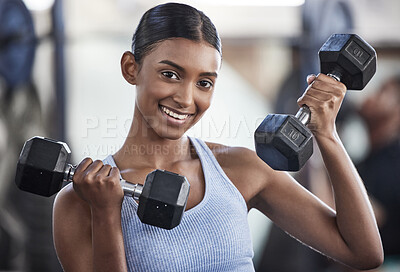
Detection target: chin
<box><xmin>157</xmin><ymin>129</ymin><xmax>187</xmax><ymax>141</ymax></box>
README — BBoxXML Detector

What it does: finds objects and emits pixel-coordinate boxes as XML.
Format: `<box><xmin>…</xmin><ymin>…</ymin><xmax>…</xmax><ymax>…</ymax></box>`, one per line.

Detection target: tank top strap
<box><xmin>188</xmin><ymin>136</ymin><xmax>247</xmax><ymax>210</ymax></box>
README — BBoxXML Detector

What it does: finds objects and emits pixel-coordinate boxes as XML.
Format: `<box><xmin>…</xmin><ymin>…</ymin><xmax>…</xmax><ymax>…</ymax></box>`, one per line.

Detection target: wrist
<box><xmin>313</xmin><ymin>129</ymin><xmax>341</xmax><ymax>146</ymax></box>
<box><xmin>91</xmin><ymin>206</ymin><xmax>122</xmax><ymax>225</ymax></box>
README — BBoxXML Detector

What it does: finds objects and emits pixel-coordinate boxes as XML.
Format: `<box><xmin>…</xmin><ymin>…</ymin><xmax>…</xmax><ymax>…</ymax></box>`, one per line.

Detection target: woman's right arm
<box><xmin>53</xmin><ymin>158</ymin><xmax>128</xmax><ymax>272</ymax></box>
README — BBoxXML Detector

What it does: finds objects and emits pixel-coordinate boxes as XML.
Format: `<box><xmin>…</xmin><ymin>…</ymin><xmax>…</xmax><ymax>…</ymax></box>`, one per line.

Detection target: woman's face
<box><xmin>133</xmin><ymin>38</ymin><xmax>221</xmax><ymax>140</ymax></box>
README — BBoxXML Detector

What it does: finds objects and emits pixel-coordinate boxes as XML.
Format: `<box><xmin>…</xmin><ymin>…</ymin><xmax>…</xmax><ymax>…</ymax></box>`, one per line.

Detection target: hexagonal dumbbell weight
<box><xmin>15</xmin><ymin>136</ymin><xmax>190</xmax><ymax>229</ymax></box>
<box><xmin>255</xmin><ymin>34</ymin><xmax>377</xmax><ymax>171</ymax></box>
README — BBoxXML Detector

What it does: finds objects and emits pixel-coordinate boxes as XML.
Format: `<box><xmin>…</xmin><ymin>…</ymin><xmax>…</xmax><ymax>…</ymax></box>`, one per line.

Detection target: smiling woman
<box><xmin>120</xmin><ymin>39</ymin><xmax>221</xmax><ymax>140</ymax></box>
<box><xmin>52</xmin><ymin>2</ymin><xmax>383</xmax><ymax>272</ymax></box>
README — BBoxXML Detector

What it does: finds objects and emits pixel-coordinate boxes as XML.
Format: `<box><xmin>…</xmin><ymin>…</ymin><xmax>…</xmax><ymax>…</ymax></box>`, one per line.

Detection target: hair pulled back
<box><xmin>131</xmin><ymin>2</ymin><xmax>221</xmax><ymax>64</ymax></box>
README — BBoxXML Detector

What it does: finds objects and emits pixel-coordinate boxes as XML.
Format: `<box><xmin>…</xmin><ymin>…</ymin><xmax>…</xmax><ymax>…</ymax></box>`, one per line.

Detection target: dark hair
<box><xmin>131</xmin><ymin>2</ymin><xmax>221</xmax><ymax>64</ymax></box>
<box><xmin>391</xmin><ymin>75</ymin><xmax>400</xmax><ymax>101</ymax></box>
<box><xmin>393</xmin><ymin>75</ymin><xmax>400</xmax><ymax>89</ymax></box>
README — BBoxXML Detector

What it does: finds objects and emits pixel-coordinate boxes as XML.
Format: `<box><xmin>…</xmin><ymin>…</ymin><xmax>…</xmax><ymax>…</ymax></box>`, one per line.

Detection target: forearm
<box><xmin>315</xmin><ymin>131</ymin><xmax>383</xmax><ymax>264</ymax></box>
<box><xmin>91</xmin><ymin>208</ymin><xmax>128</xmax><ymax>272</ymax></box>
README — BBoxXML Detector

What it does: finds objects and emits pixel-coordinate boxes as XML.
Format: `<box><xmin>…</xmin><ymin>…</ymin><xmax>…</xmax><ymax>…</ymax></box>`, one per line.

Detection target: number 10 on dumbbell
<box><xmin>15</xmin><ymin>136</ymin><xmax>190</xmax><ymax>230</ymax></box>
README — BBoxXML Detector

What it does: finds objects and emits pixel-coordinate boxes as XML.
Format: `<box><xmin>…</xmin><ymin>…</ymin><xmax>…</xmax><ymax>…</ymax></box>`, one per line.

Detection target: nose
<box><xmin>173</xmin><ymin>82</ymin><xmax>194</xmax><ymax>109</ymax></box>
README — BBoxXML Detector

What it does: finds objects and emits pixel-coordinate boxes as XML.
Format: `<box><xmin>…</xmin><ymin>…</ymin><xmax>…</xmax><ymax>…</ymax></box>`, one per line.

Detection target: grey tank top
<box><xmin>103</xmin><ymin>136</ymin><xmax>254</xmax><ymax>271</ymax></box>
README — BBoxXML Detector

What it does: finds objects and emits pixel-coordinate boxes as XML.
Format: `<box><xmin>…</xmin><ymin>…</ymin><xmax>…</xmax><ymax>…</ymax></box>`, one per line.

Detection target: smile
<box><xmin>160</xmin><ymin>105</ymin><xmax>191</xmax><ymax>120</ymax></box>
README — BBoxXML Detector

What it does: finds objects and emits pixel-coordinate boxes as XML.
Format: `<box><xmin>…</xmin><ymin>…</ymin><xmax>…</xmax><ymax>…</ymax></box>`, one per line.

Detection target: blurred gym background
<box><xmin>0</xmin><ymin>0</ymin><xmax>399</xmax><ymax>271</ymax></box>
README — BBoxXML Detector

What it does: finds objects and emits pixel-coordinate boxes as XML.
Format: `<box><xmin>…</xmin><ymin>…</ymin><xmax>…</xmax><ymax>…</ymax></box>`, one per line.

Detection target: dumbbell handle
<box><xmin>63</xmin><ymin>164</ymin><xmax>143</xmax><ymax>200</ymax></box>
<box><xmin>295</xmin><ymin>72</ymin><xmax>342</xmax><ymax>125</ymax></box>
<box><xmin>295</xmin><ymin>105</ymin><xmax>311</xmax><ymax>125</ymax></box>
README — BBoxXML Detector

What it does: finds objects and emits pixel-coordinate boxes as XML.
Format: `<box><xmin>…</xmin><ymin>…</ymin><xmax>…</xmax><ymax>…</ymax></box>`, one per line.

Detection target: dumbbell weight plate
<box><xmin>138</xmin><ymin>169</ymin><xmax>190</xmax><ymax>230</ymax></box>
<box><xmin>319</xmin><ymin>34</ymin><xmax>377</xmax><ymax>90</ymax></box>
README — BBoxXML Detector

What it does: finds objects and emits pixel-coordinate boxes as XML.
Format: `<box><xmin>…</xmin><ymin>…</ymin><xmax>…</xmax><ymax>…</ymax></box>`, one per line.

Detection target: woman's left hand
<box><xmin>297</xmin><ymin>73</ymin><xmax>347</xmax><ymax>139</ymax></box>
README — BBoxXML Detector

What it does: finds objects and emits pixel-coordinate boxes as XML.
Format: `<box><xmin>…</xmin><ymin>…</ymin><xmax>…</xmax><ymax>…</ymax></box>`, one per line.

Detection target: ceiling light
<box><xmin>183</xmin><ymin>0</ymin><xmax>305</xmax><ymax>7</ymax></box>
<box><xmin>23</xmin><ymin>0</ymin><xmax>55</xmax><ymax>11</ymax></box>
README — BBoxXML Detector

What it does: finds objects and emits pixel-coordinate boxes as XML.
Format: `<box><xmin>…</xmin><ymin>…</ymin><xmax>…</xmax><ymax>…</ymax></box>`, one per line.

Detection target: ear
<box><xmin>121</xmin><ymin>51</ymin><xmax>139</xmax><ymax>85</ymax></box>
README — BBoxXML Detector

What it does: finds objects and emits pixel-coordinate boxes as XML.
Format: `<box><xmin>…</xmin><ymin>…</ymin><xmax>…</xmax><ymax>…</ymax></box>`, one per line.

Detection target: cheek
<box><xmin>135</xmin><ymin>81</ymin><xmax>170</xmax><ymax>105</ymax></box>
<box><xmin>135</xmin><ymin>68</ymin><xmax>169</xmax><ymax>98</ymax></box>
<box><xmin>196</xmin><ymin>92</ymin><xmax>213</xmax><ymax>113</ymax></box>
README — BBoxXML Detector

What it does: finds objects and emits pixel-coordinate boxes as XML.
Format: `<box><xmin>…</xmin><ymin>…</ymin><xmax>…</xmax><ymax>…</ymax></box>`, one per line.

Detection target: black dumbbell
<box><xmin>15</xmin><ymin>136</ymin><xmax>190</xmax><ymax>230</ymax></box>
<box><xmin>255</xmin><ymin>34</ymin><xmax>377</xmax><ymax>171</ymax></box>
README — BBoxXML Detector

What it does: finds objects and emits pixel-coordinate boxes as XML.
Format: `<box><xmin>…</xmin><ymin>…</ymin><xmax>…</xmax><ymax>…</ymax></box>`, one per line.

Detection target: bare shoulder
<box><xmin>54</xmin><ymin>183</ymin><xmax>91</xmax><ymax>219</ymax></box>
<box><xmin>205</xmin><ymin>142</ymin><xmax>262</xmax><ymax>169</ymax></box>
<box><xmin>204</xmin><ymin>141</ymin><xmax>275</xmax><ymax>203</ymax></box>
<box><xmin>53</xmin><ymin>183</ymin><xmax>91</xmax><ymax>237</ymax></box>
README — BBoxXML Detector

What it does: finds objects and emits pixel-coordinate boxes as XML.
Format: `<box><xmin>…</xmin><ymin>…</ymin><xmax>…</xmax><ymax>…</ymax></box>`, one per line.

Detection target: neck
<box><xmin>114</xmin><ymin>107</ymin><xmax>192</xmax><ymax>169</ymax></box>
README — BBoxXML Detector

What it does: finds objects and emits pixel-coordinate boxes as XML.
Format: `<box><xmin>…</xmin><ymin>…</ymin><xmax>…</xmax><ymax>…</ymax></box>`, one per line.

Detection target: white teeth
<box><xmin>160</xmin><ymin>106</ymin><xmax>189</xmax><ymax>120</ymax></box>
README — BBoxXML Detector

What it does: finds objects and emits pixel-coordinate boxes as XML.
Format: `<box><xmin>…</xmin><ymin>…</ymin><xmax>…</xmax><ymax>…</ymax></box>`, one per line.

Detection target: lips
<box><xmin>159</xmin><ymin>105</ymin><xmax>192</xmax><ymax>121</ymax></box>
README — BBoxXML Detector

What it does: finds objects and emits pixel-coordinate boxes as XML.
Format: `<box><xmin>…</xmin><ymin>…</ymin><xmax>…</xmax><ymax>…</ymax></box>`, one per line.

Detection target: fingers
<box><xmin>74</xmin><ymin>158</ymin><xmax>115</xmax><ymax>183</ymax></box>
<box><xmin>97</xmin><ymin>164</ymin><xmax>112</xmax><ymax>177</ymax></box>
<box><xmin>109</xmin><ymin>167</ymin><xmax>120</xmax><ymax>179</ymax></box>
<box><xmin>72</xmin><ymin>158</ymin><xmax>123</xmax><ymax>207</ymax></box>
<box><xmin>85</xmin><ymin>160</ymin><xmax>106</xmax><ymax>176</ymax></box>
<box><xmin>311</xmin><ymin>73</ymin><xmax>346</xmax><ymax>94</ymax></box>
<box><xmin>297</xmin><ymin>74</ymin><xmax>348</xmax><ymax>136</ymax></box>
<box><xmin>298</xmin><ymin>73</ymin><xmax>347</xmax><ymax>107</ymax></box>
<box><xmin>74</xmin><ymin>157</ymin><xmax>93</xmax><ymax>177</ymax></box>
<box><xmin>307</xmin><ymin>74</ymin><xmax>316</xmax><ymax>85</ymax></box>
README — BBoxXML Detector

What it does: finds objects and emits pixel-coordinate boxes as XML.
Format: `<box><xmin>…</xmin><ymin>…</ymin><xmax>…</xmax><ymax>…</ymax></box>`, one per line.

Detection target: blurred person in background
<box><xmin>353</xmin><ymin>75</ymin><xmax>400</xmax><ymax>271</ymax></box>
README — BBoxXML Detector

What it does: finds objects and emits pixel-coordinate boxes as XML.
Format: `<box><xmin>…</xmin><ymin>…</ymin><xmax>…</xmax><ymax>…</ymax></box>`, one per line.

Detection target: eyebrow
<box><xmin>159</xmin><ymin>60</ymin><xmax>218</xmax><ymax>78</ymax></box>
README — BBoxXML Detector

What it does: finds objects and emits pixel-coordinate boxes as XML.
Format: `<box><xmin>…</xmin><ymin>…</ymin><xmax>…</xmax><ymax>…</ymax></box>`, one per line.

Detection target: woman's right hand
<box><xmin>72</xmin><ymin>158</ymin><xmax>124</xmax><ymax>212</ymax></box>
<box><xmin>54</xmin><ymin>158</ymin><xmax>128</xmax><ymax>272</ymax></box>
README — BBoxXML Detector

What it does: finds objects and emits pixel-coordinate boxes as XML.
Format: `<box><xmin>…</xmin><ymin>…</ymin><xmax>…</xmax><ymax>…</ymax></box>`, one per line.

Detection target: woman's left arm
<box><xmin>313</xmin><ymin>124</ymin><xmax>383</xmax><ymax>265</ymax></box>
<box><xmin>299</xmin><ymin>73</ymin><xmax>383</xmax><ymax>268</ymax></box>
<box><xmin>244</xmin><ymin>74</ymin><xmax>383</xmax><ymax>270</ymax></box>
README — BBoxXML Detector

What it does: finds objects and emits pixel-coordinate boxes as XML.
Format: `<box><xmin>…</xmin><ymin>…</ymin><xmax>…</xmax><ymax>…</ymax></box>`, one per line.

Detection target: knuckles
<box><xmin>91</xmin><ymin>159</ymin><xmax>104</xmax><ymax>168</ymax></box>
<box><xmin>300</xmin><ymin>76</ymin><xmax>346</xmax><ymax>107</ymax></box>
<box><xmin>74</xmin><ymin>159</ymin><xmax>116</xmax><ymax>187</ymax></box>
<box><xmin>72</xmin><ymin>159</ymin><xmax>123</xmax><ymax>206</ymax></box>
<box><xmin>81</xmin><ymin>157</ymin><xmax>93</xmax><ymax>164</ymax></box>
<box><xmin>297</xmin><ymin>74</ymin><xmax>347</xmax><ymax>134</ymax></box>
<box><xmin>315</xmin><ymin>73</ymin><xmax>347</xmax><ymax>93</ymax></box>
<box><xmin>94</xmin><ymin>166</ymin><xmax>112</xmax><ymax>183</ymax></box>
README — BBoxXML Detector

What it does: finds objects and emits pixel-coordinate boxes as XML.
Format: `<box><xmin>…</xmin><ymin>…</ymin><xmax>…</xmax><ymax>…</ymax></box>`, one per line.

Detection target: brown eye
<box><xmin>162</xmin><ymin>71</ymin><xmax>178</xmax><ymax>79</ymax></box>
<box><xmin>198</xmin><ymin>80</ymin><xmax>213</xmax><ymax>89</ymax></box>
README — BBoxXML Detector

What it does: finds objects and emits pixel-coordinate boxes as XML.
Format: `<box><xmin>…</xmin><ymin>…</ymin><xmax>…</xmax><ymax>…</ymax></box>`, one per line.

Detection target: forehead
<box><xmin>142</xmin><ymin>38</ymin><xmax>221</xmax><ymax>72</ymax></box>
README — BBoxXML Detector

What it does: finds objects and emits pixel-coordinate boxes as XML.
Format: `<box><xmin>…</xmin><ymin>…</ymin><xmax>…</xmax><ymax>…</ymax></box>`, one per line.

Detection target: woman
<box><xmin>53</xmin><ymin>3</ymin><xmax>383</xmax><ymax>271</ymax></box>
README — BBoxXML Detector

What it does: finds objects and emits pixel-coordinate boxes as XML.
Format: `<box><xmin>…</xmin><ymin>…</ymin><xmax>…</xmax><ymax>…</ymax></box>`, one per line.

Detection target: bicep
<box><xmin>252</xmin><ymin>171</ymin><xmax>352</xmax><ymax>263</ymax></box>
<box><xmin>53</xmin><ymin>184</ymin><xmax>93</xmax><ymax>271</ymax></box>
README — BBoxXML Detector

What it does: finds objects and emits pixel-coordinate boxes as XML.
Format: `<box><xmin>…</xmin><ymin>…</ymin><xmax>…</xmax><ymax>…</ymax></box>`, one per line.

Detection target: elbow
<box><xmin>357</xmin><ymin>256</ymin><xmax>384</xmax><ymax>271</ymax></box>
<box><xmin>350</xmin><ymin>247</ymin><xmax>384</xmax><ymax>270</ymax></box>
